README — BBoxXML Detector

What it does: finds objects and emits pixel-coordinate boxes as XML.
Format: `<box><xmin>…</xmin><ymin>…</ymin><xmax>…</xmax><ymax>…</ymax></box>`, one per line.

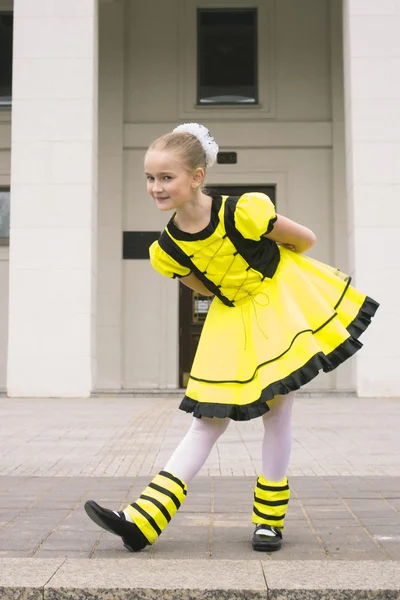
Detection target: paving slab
<box><xmin>0</xmin><ymin>476</ymin><xmax>399</xmax><ymax>561</ymax></box>
<box><xmin>0</xmin><ymin>396</ymin><xmax>400</xmax><ymax>477</ymax></box>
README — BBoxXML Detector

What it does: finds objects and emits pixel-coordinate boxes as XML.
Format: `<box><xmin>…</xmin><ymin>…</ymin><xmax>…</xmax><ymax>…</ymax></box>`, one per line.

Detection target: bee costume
<box><xmin>85</xmin><ymin>125</ymin><xmax>378</xmax><ymax>554</ymax></box>
<box><xmin>150</xmin><ymin>192</ymin><xmax>378</xmax><ymax>420</ymax></box>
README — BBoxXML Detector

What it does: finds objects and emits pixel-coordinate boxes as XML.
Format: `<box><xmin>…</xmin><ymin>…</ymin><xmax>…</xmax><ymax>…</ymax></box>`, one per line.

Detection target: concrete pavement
<box><xmin>0</xmin><ymin>395</ymin><xmax>399</xmax><ymax>598</ymax></box>
<box><xmin>1</xmin><ymin>395</ymin><xmax>399</xmax><ymax>477</ymax></box>
<box><xmin>0</xmin><ymin>473</ymin><xmax>399</xmax><ymax>560</ymax></box>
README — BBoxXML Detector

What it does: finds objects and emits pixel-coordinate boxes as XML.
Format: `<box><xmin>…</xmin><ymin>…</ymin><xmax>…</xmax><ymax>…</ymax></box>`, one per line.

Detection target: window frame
<box><xmin>196</xmin><ymin>7</ymin><xmax>259</xmax><ymax>106</ymax></box>
<box><xmin>178</xmin><ymin>0</ymin><xmax>276</xmax><ymax>121</ymax></box>
<box><xmin>0</xmin><ymin>186</ymin><xmax>10</xmax><ymax>246</ymax></box>
<box><xmin>0</xmin><ymin>9</ymin><xmax>13</xmax><ymax>109</ymax></box>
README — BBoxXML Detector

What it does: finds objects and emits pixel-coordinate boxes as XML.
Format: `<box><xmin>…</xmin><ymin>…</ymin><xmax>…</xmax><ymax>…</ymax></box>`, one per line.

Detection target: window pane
<box><xmin>0</xmin><ymin>13</ymin><xmax>13</xmax><ymax>106</ymax></box>
<box><xmin>0</xmin><ymin>190</ymin><xmax>10</xmax><ymax>240</ymax></box>
<box><xmin>198</xmin><ymin>8</ymin><xmax>258</xmax><ymax>105</ymax></box>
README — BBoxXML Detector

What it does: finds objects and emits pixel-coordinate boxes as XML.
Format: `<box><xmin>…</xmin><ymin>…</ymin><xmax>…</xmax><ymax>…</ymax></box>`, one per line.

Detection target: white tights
<box><xmin>164</xmin><ymin>392</ymin><xmax>295</xmax><ymax>484</ymax></box>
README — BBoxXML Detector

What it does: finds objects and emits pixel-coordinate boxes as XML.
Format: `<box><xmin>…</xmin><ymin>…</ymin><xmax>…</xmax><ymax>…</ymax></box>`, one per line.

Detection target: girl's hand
<box><xmin>277</xmin><ymin>242</ymin><xmax>297</xmax><ymax>251</ymax></box>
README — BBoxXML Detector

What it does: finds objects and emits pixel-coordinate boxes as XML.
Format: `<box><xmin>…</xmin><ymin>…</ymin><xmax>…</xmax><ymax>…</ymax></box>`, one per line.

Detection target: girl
<box><xmin>85</xmin><ymin>123</ymin><xmax>378</xmax><ymax>553</ymax></box>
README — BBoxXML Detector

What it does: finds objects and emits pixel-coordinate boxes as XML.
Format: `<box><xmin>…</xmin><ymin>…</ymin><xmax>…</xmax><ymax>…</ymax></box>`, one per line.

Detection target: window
<box><xmin>178</xmin><ymin>0</ymin><xmax>275</xmax><ymax>120</ymax></box>
<box><xmin>0</xmin><ymin>12</ymin><xmax>13</xmax><ymax>107</ymax></box>
<box><xmin>197</xmin><ymin>8</ymin><xmax>258</xmax><ymax>105</ymax></box>
<box><xmin>0</xmin><ymin>188</ymin><xmax>10</xmax><ymax>245</ymax></box>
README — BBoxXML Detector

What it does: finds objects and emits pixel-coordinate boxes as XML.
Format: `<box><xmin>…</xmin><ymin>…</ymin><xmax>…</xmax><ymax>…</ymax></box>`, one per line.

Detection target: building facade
<box><xmin>0</xmin><ymin>0</ymin><xmax>398</xmax><ymax>397</ymax></box>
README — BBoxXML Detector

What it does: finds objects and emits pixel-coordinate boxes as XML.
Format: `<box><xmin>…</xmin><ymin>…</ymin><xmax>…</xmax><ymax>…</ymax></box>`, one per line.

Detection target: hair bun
<box><xmin>173</xmin><ymin>123</ymin><xmax>219</xmax><ymax>168</ymax></box>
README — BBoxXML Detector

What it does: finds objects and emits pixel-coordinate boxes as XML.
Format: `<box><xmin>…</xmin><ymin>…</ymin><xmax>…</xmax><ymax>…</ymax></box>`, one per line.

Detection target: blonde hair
<box><xmin>147</xmin><ymin>132</ymin><xmax>208</xmax><ymax>172</ymax></box>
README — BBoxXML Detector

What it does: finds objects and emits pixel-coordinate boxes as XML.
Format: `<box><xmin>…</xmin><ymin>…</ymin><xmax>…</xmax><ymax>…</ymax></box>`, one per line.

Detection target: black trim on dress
<box><xmin>156</xmin><ymin>194</ymin><xmax>280</xmax><ymax>305</ymax></box>
<box><xmin>158</xmin><ymin>230</ymin><xmax>235</xmax><ymax>307</ymax></box>
<box><xmin>264</xmin><ymin>215</ymin><xmax>278</xmax><ymax>235</ymax></box>
<box><xmin>188</xmin><ymin>276</ymin><xmax>352</xmax><ymax>384</ymax></box>
<box><xmin>178</xmin><ymin>295</ymin><xmax>379</xmax><ymax>421</ymax></box>
<box><xmin>224</xmin><ymin>196</ymin><xmax>281</xmax><ymax>280</ymax></box>
<box><xmin>334</xmin><ymin>276</ymin><xmax>351</xmax><ymax>310</ymax></box>
<box><xmin>166</xmin><ymin>196</ymin><xmax>222</xmax><ymax>241</ymax></box>
<box><xmin>189</xmin><ymin>310</ymin><xmax>341</xmax><ymax>385</ymax></box>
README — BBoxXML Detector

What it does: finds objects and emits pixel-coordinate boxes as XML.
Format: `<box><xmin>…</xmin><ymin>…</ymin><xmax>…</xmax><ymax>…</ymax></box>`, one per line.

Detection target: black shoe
<box><xmin>252</xmin><ymin>524</ymin><xmax>283</xmax><ymax>552</ymax></box>
<box><xmin>84</xmin><ymin>500</ymin><xmax>149</xmax><ymax>552</ymax></box>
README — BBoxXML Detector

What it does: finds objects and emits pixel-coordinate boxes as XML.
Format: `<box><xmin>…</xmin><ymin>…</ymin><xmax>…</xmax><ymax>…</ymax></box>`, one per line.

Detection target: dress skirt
<box><xmin>179</xmin><ymin>247</ymin><xmax>379</xmax><ymax>421</ymax></box>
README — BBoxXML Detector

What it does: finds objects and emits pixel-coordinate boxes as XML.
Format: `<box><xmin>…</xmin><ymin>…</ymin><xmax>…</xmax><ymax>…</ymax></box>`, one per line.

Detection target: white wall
<box><xmin>275</xmin><ymin>0</ymin><xmax>332</xmax><ymax>120</ymax></box>
<box><xmin>124</xmin><ymin>0</ymin><xmax>331</xmax><ymax>123</ymax></box>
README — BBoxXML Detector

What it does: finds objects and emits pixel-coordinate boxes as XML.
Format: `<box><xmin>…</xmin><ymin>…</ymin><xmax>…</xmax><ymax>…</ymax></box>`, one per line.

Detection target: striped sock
<box><xmin>123</xmin><ymin>471</ymin><xmax>187</xmax><ymax>544</ymax></box>
<box><xmin>252</xmin><ymin>475</ymin><xmax>290</xmax><ymax>529</ymax></box>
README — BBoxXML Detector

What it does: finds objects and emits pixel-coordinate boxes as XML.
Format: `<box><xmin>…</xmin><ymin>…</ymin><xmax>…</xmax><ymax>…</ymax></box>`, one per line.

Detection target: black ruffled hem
<box><xmin>347</xmin><ymin>295</ymin><xmax>379</xmax><ymax>340</ymax></box>
<box><xmin>178</xmin><ymin>295</ymin><xmax>379</xmax><ymax>422</ymax></box>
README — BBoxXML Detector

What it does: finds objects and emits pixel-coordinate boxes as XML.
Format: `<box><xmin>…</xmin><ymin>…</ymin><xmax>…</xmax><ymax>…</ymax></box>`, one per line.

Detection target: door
<box><xmin>179</xmin><ymin>185</ymin><xmax>276</xmax><ymax>387</ymax></box>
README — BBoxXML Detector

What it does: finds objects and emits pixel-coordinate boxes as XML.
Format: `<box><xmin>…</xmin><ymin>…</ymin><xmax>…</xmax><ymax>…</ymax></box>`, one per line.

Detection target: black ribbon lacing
<box><xmin>185</xmin><ymin>241</ymin><xmax>271</xmax><ymax>349</ymax></box>
<box><xmin>220</xmin><ymin>283</ymin><xmax>270</xmax><ymax>349</ymax></box>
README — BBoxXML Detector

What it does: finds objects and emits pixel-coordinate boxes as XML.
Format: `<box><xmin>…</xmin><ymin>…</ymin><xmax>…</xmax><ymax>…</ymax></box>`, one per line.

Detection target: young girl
<box><xmin>85</xmin><ymin>123</ymin><xmax>378</xmax><ymax>553</ymax></box>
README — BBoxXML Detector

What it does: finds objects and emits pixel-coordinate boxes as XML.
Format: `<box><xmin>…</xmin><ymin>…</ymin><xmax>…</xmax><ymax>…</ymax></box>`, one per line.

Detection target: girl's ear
<box><xmin>192</xmin><ymin>167</ymin><xmax>205</xmax><ymax>186</ymax></box>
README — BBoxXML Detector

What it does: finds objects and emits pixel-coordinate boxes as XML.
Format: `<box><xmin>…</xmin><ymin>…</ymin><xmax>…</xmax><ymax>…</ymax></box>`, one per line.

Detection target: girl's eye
<box><xmin>146</xmin><ymin>176</ymin><xmax>154</xmax><ymax>181</ymax></box>
<box><xmin>163</xmin><ymin>176</ymin><xmax>172</xmax><ymax>180</ymax></box>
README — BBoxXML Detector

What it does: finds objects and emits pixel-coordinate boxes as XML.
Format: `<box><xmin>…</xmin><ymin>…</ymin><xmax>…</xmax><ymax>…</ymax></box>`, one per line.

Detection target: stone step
<box><xmin>1</xmin><ymin>558</ymin><xmax>399</xmax><ymax>599</ymax></box>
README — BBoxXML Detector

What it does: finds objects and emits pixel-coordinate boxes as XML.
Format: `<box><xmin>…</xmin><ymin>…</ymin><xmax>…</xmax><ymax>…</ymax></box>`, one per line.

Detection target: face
<box><xmin>145</xmin><ymin>150</ymin><xmax>202</xmax><ymax>212</ymax></box>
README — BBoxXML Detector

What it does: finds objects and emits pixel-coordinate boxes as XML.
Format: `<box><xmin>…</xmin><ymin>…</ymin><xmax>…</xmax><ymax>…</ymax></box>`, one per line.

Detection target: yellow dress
<box><xmin>149</xmin><ymin>193</ymin><xmax>379</xmax><ymax>421</ymax></box>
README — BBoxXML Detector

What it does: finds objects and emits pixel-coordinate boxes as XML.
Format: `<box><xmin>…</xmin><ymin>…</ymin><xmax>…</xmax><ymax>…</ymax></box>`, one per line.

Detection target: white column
<box><xmin>343</xmin><ymin>0</ymin><xmax>400</xmax><ymax>396</ymax></box>
<box><xmin>7</xmin><ymin>0</ymin><xmax>98</xmax><ymax>397</ymax></box>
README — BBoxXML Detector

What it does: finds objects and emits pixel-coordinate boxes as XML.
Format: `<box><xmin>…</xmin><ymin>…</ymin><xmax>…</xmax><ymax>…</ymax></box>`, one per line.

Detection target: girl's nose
<box><xmin>153</xmin><ymin>180</ymin><xmax>163</xmax><ymax>192</ymax></box>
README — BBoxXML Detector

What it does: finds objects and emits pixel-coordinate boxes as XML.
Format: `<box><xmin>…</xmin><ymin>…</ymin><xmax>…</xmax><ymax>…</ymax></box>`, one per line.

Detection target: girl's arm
<box><xmin>180</xmin><ymin>273</ymin><xmax>214</xmax><ymax>296</ymax></box>
<box><xmin>264</xmin><ymin>214</ymin><xmax>316</xmax><ymax>253</ymax></box>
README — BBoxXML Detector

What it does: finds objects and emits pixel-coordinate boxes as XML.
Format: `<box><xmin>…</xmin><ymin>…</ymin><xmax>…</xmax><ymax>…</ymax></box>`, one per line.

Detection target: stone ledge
<box><xmin>262</xmin><ymin>560</ymin><xmax>400</xmax><ymax>599</ymax></box>
<box><xmin>0</xmin><ymin>559</ymin><xmax>399</xmax><ymax>599</ymax></box>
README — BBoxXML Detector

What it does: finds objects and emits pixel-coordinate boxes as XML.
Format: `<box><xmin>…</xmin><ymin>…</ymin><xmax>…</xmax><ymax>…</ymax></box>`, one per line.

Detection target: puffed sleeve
<box><xmin>149</xmin><ymin>241</ymin><xmax>191</xmax><ymax>279</ymax></box>
<box><xmin>234</xmin><ymin>192</ymin><xmax>277</xmax><ymax>241</ymax></box>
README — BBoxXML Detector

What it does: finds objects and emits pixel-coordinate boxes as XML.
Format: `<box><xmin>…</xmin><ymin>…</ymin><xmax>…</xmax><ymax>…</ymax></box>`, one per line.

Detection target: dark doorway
<box><xmin>179</xmin><ymin>185</ymin><xmax>276</xmax><ymax>387</ymax></box>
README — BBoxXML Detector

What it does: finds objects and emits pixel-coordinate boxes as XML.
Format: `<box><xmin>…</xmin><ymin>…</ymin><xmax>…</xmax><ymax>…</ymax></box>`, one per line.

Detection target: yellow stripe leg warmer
<box><xmin>124</xmin><ymin>471</ymin><xmax>187</xmax><ymax>544</ymax></box>
<box><xmin>252</xmin><ymin>475</ymin><xmax>290</xmax><ymax>529</ymax></box>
